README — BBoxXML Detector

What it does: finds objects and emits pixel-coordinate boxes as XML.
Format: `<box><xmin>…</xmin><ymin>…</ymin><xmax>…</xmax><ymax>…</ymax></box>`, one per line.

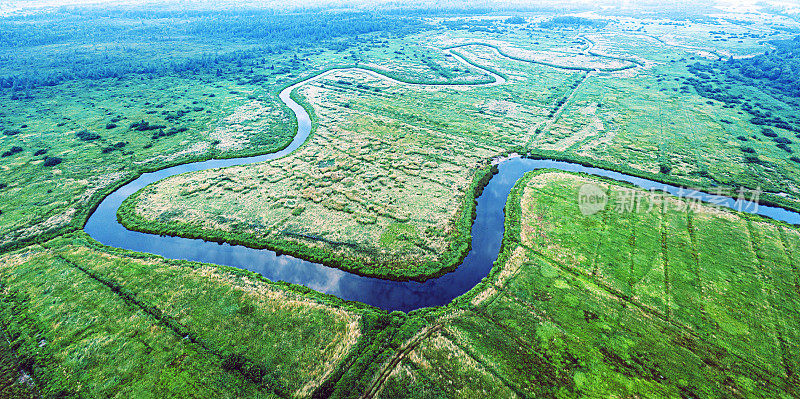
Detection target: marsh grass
<box><xmin>119</xmin><ymin>21</ymin><xmax>800</xmax><ymax>282</ymax></box>
<box><xmin>375</xmin><ymin>169</ymin><xmax>800</xmax><ymax>398</ymax></box>
<box><xmin>0</xmin><ymin>233</ymin><xmax>384</xmax><ymax>398</ymax></box>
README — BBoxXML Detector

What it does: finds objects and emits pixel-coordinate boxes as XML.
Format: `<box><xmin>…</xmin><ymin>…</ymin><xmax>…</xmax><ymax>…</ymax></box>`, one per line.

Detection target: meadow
<box><xmin>0</xmin><ymin>8</ymin><xmax>434</xmax><ymax>253</ymax></box>
<box><xmin>0</xmin><ymin>232</ymin><xmax>379</xmax><ymax>398</ymax></box>
<box><xmin>116</xmin><ymin>42</ymin><xmax>596</xmax><ymax>280</ymax></box>
<box><xmin>370</xmin><ymin>169</ymin><xmax>800</xmax><ymax>398</ymax></box>
<box><xmin>3</xmin><ymin>3</ymin><xmax>800</xmax><ymax>398</ymax></box>
<box><xmin>121</xmin><ymin>13</ymin><xmax>800</xmax><ymax>280</ymax></box>
<box><xmin>7</xmin><ymin>169</ymin><xmax>800</xmax><ymax>398</ymax></box>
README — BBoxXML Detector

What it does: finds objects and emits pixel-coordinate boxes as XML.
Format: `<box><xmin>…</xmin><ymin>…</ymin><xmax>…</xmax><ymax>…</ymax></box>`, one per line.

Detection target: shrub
<box><xmin>2</xmin><ymin>129</ymin><xmax>20</xmax><ymax>136</ymax></box>
<box><xmin>790</xmin><ymin>156</ymin><xmax>800</xmax><ymax>163</ymax></box>
<box><xmin>540</xmin><ymin>16</ymin><xmax>606</xmax><ymax>29</ymax></box>
<box><xmin>221</xmin><ymin>354</ymin><xmax>247</xmax><ymax>372</ymax></box>
<box><xmin>774</xmin><ymin>136</ymin><xmax>792</xmax><ymax>144</ymax></box>
<box><xmin>762</xmin><ymin>128</ymin><xmax>778</xmax><ymax>137</ymax></box>
<box><xmin>740</xmin><ymin>146</ymin><xmax>756</xmax><ymax>153</ymax></box>
<box><xmin>43</xmin><ymin>156</ymin><xmax>62</xmax><ymax>166</ymax></box>
<box><xmin>744</xmin><ymin>155</ymin><xmax>761</xmax><ymax>164</ymax></box>
<box><xmin>659</xmin><ymin>164</ymin><xmax>672</xmax><ymax>174</ymax></box>
<box><xmin>75</xmin><ymin>129</ymin><xmax>100</xmax><ymax>141</ymax></box>
<box><xmin>737</xmin><ymin>135</ymin><xmax>748</xmax><ymax>141</ymax></box>
<box><xmin>105</xmin><ymin>123</ymin><xmax>117</xmax><ymax>129</ymax></box>
<box><xmin>243</xmin><ymin>364</ymin><xmax>267</xmax><ymax>383</ymax></box>
<box><xmin>33</xmin><ymin>148</ymin><xmax>47</xmax><ymax>156</ymax></box>
<box><xmin>101</xmin><ymin>142</ymin><xmax>127</xmax><ymax>153</ymax></box>
<box><xmin>130</xmin><ymin>120</ymin><xmax>166</xmax><ymax>132</ymax></box>
<box><xmin>777</xmin><ymin>143</ymin><xmax>793</xmax><ymax>153</ymax></box>
<box><xmin>152</xmin><ymin>127</ymin><xmax>186</xmax><ymax>139</ymax></box>
<box><xmin>2</xmin><ymin>146</ymin><xmax>22</xmax><ymax>157</ymax></box>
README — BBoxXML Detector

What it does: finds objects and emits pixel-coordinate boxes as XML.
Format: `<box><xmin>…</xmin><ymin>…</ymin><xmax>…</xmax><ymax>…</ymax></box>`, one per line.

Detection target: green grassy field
<box><xmin>369</xmin><ymin>170</ymin><xmax>800</xmax><ymax>398</ymax></box>
<box><xmin>0</xmin><ymin>9</ymin><xmax>481</xmax><ymax>254</ymax></box>
<box><xmin>120</xmin><ymin>15</ymin><xmax>800</xmax><ymax>280</ymax></box>
<box><xmin>6</xmin><ymin>169</ymin><xmax>800</xmax><ymax>398</ymax></box>
<box><xmin>0</xmin><ymin>233</ymin><xmax>375</xmax><ymax>398</ymax></box>
<box><xmin>4</xmin><ymin>4</ymin><xmax>800</xmax><ymax>398</ymax></box>
<box><xmin>0</xmin><ymin>68</ymin><xmax>299</xmax><ymax>251</ymax></box>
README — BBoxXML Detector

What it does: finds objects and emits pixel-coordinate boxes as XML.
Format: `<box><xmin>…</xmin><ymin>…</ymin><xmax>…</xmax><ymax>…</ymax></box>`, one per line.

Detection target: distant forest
<box><xmin>0</xmin><ymin>9</ymin><xmax>426</xmax><ymax>90</ymax></box>
<box><xmin>539</xmin><ymin>16</ymin><xmax>607</xmax><ymax>29</ymax></box>
<box><xmin>684</xmin><ymin>35</ymin><xmax>800</xmax><ymax>135</ymax></box>
<box><xmin>727</xmin><ymin>35</ymin><xmax>800</xmax><ymax>97</ymax></box>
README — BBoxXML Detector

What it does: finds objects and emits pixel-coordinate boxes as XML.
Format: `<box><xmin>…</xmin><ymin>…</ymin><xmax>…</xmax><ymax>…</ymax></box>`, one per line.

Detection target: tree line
<box><xmin>0</xmin><ymin>9</ymin><xmax>426</xmax><ymax>91</ymax></box>
<box><xmin>725</xmin><ymin>35</ymin><xmax>800</xmax><ymax>98</ymax></box>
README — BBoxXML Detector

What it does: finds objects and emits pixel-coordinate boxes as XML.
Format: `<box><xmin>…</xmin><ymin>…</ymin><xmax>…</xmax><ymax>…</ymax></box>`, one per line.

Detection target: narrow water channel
<box><xmin>85</xmin><ymin>68</ymin><xmax>800</xmax><ymax>312</ymax></box>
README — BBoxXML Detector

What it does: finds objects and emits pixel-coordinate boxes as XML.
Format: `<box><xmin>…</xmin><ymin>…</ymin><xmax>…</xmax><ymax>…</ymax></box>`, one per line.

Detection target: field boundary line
<box><xmin>361</xmin><ymin>323</ymin><xmax>443</xmax><ymax>399</ymax></box>
<box><xmin>48</xmin><ymin>251</ymin><xmax>287</xmax><ymax>397</ymax></box>
<box><xmin>685</xmin><ymin>212</ymin><xmax>708</xmax><ymax>321</ymax></box>
<box><xmin>660</xmin><ymin>201</ymin><xmax>672</xmax><ymax>321</ymax></box>
<box><xmin>744</xmin><ymin>221</ymin><xmax>795</xmax><ymax>386</ymax></box>
<box><xmin>527</xmin><ymin>248</ymin><xmax>787</xmax><ymax>390</ymax></box>
<box><xmin>438</xmin><ymin>325</ymin><xmax>528</xmax><ymax>399</ymax></box>
<box><xmin>0</xmin><ymin>283</ymin><xmax>42</xmax><ymax>399</ymax></box>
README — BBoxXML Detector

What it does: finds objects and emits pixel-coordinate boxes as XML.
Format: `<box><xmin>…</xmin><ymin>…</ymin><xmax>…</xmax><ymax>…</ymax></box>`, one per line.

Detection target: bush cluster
<box><xmin>152</xmin><ymin>126</ymin><xmax>186</xmax><ymax>139</ymax></box>
<box><xmin>1</xmin><ymin>146</ymin><xmax>22</xmax><ymax>157</ymax></box>
<box><xmin>42</xmin><ymin>156</ymin><xmax>62</xmax><ymax>166</ymax></box>
<box><xmin>75</xmin><ymin>129</ymin><xmax>100</xmax><ymax>141</ymax></box>
<box><xmin>129</xmin><ymin>120</ymin><xmax>166</xmax><ymax>132</ymax></box>
<box><xmin>101</xmin><ymin>142</ymin><xmax>127</xmax><ymax>154</ymax></box>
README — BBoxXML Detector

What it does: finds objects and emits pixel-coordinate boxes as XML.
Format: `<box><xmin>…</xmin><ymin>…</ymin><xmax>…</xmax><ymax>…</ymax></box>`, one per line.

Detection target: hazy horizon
<box><xmin>0</xmin><ymin>0</ymin><xmax>787</xmax><ymax>13</ymax></box>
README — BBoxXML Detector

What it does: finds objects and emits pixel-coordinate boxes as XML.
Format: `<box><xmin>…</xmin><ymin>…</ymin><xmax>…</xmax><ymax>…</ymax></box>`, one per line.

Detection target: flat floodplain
<box><xmin>3</xmin><ymin>6</ymin><xmax>800</xmax><ymax>398</ymax></box>
<box><xmin>373</xmin><ymin>170</ymin><xmax>799</xmax><ymax>398</ymax></box>
<box><xmin>0</xmin><ymin>234</ymin><xmax>365</xmax><ymax>397</ymax></box>
<box><xmin>122</xmin><ymin>16</ymin><xmax>800</xmax><ymax>279</ymax></box>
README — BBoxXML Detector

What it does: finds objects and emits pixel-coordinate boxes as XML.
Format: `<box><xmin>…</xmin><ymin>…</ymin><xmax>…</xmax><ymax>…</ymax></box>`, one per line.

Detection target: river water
<box><xmin>85</xmin><ymin>69</ymin><xmax>800</xmax><ymax>312</ymax></box>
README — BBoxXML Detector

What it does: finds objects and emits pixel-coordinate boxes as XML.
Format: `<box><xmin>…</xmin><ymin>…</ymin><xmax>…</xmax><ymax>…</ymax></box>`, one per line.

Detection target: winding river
<box><xmin>84</xmin><ymin>50</ymin><xmax>800</xmax><ymax>312</ymax></box>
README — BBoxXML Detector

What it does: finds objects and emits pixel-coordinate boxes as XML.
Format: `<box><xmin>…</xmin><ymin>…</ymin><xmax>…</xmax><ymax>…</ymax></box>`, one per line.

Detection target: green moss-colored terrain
<box><xmin>4</xmin><ymin>3</ymin><xmax>800</xmax><ymax>398</ymax></box>
<box><xmin>121</xmin><ymin>15</ymin><xmax>800</xmax><ymax>279</ymax></box>
<box><xmin>0</xmin><ymin>233</ymin><xmax>374</xmax><ymax>398</ymax></box>
<box><xmin>6</xmin><ymin>167</ymin><xmax>800</xmax><ymax>398</ymax></box>
<box><xmin>368</xmin><ymin>170</ymin><xmax>800</xmax><ymax>398</ymax></box>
